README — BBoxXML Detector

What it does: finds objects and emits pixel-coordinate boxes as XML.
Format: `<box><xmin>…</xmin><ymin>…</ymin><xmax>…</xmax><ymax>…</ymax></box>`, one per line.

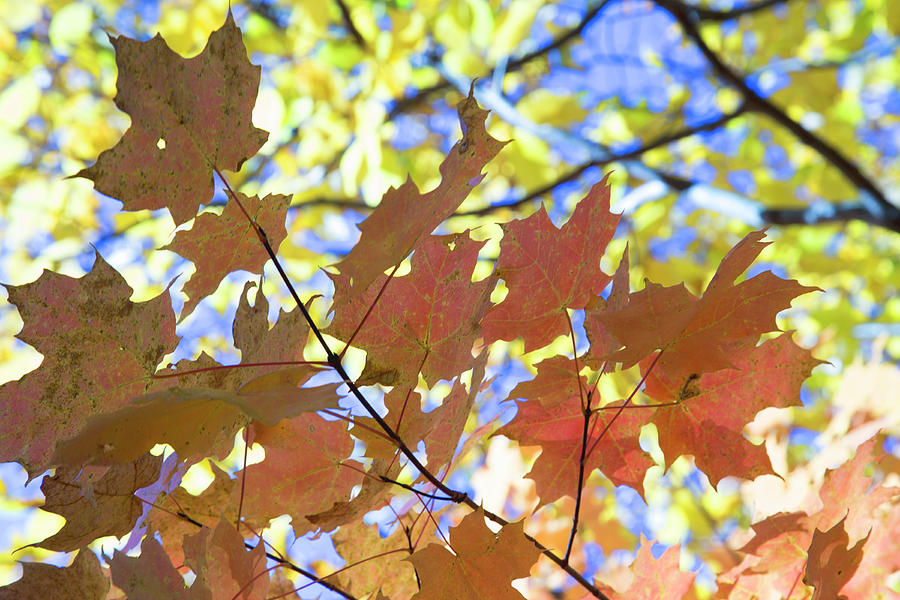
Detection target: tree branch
<box><xmin>656</xmin><ymin>0</ymin><xmax>896</xmax><ymax>221</ymax></box>
<box><xmin>388</xmin><ymin>0</ymin><xmax>616</xmax><ymax>118</ymax></box>
<box><xmin>688</xmin><ymin>0</ymin><xmax>790</xmax><ymax>21</ymax></box>
<box><xmin>334</xmin><ymin>0</ymin><xmax>366</xmax><ymax>48</ymax></box>
<box><xmin>761</xmin><ymin>202</ymin><xmax>900</xmax><ymax>233</ymax></box>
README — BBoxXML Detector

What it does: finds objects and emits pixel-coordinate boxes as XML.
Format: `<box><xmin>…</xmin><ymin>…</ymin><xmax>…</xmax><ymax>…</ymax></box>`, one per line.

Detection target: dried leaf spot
<box><xmin>678</xmin><ymin>373</ymin><xmax>701</xmax><ymax>402</ymax></box>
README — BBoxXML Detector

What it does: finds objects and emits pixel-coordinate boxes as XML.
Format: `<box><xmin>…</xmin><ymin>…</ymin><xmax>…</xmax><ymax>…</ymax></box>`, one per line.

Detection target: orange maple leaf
<box><xmin>408</xmin><ymin>508</ymin><xmax>540</xmax><ymax>600</ymax></box>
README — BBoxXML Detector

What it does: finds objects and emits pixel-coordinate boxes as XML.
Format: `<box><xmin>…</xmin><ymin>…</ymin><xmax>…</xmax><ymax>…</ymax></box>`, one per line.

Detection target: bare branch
<box><xmin>656</xmin><ymin>0</ymin><xmax>895</xmax><ymax>220</ymax></box>
<box><xmin>689</xmin><ymin>0</ymin><xmax>790</xmax><ymax>21</ymax></box>
<box><xmin>388</xmin><ymin>0</ymin><xmax>616</xmax><ymax>118</ymax></box>
<box><xmin>334</xmin><ymin>0</ymin><xmax>366</xmax><ymax>48</ymax></box>
<box><xmin>761</xmin><ymin>202</ymin><xmax>900</xmax><ymax>233</ymax></box>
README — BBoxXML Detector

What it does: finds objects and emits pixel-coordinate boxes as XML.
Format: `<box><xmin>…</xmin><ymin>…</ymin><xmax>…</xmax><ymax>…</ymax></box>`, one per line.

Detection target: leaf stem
<box><xmin>564</xmin><ymin>310</ymin><xmax>589</xmax><ymax>564</ymax></box>
<box><xmin>339</xmin><ymin>263</ymin><xmax>400</xmax><ymax>359</ymax></box>
<box><xmin>585</xmin><ymin>350</ymin><xmax>664</xmax><ymax>460</ymax></box>
<box><xmin>137</xmin><ymin>496</ymin><xmax>359</xmax><ymax>600</ymax></box>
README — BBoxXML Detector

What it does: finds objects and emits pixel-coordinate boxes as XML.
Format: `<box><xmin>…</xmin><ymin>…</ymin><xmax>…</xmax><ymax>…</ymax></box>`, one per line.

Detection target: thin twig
<box><xmin>586</xmin><ymin>350</ymin><xmax>664</xmax><ymax>460</ymax></box>
<box><xmin>564</xmin><ymin>312</ymin><xmax>590</xmax><ymax>564</ymax></box>
<box><xmin>378</xmin><ymin>475</ymin><xmax>455</xmax><ymax>502</ymax></box>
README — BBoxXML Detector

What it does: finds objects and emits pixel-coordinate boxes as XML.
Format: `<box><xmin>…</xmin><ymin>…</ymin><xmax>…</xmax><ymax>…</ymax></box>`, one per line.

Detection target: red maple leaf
<box><xmin>482</xmin><ymin>176</ymin><xmax>620</xmax><ymax>352</ymax></box>
<box><xmin>498</xmin><ymin>359</ymin><xmax>651</xmax><ymax>502</ymax></box>
<box><xmin>183</xmin><ymin>519</ymin><xmax>269</xmax><ymax>600</ymax></box>
<box><xmin>815</xmin><ymin>437</ymin><xmax>897</xmax><ymax>543</ymax></box>
<box><xmin>235</xmin><ymin>414</ymin><xmax>362</xmax><ymax>536</ymax></box>
<box><xmin>500</xmin><ymin>392</ymin><xmax>650</xmax><ymax>503</ymax></box>
<box><xmin>643</xmin><ymin>334</ymin><xmax>819</xmax><ymax>485</ymax></box>
<box><xmin>335</xmin><ymin>88</ymin><xmax>506</xmax><ymax>296</ymax></box>
<box><xmin>75</xmin><ymin>11</ymin><xmax>268</xmax><ymax>225</ymax></box>
<box><xmin>597</xmin><ymin>535</ymin><xmax>695</xmax><ymax>600</ymax></box>
<box><xmin>329</xmin><ymin>232</ymin><xmax>494</xmax><ymax>387</ymax></box>
<box><xmin>717</xmin><ymin>512</ymin><xmax>814</xmax><ymax>599</ymax></box>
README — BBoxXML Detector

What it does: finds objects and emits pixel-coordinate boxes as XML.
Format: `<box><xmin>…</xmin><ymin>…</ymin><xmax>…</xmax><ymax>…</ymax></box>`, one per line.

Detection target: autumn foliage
<box><xmin>2</xmin><ymin>11</ymin><xmax>898</xmax><ymax>600</ymax></box>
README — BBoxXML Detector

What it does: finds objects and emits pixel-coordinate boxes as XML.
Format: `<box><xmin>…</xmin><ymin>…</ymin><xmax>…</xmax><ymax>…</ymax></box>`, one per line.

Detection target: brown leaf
<box><xmin>0</xmin><ymin>550</ymin><xmax>109</xmax><ymax>600</ymax></box>
<box><xmin>38</xmin><ymin>453</ymin><xmax>163</xmax><ymax>552</ymax></box>
<box><xmin>803</xmin><ymin>516</ymin><xmax>868</xmax><ymax>600</ymax></box>
<box><xmin>0</xmin><ymin>252</ymin><xmax>178</xmax><ymax>476</ymax></box>
<box><xmin>408</xmin><ymin>508</ymin><xmax>539</xmax><ymax>600</ymax></box>
<box><xmin>109</xmin><ymin>536</ymin><xmax>192</xmax><ymax>600</ymax></box>
<box><xmin>163</xmin><ymin>193</ymin><xmax>290</xmax><ymax>318</ymax></box>
<box><xmin>74</xmin><ymin>11</ymin><xmax>268</xmax><ymax>225</ymax></box>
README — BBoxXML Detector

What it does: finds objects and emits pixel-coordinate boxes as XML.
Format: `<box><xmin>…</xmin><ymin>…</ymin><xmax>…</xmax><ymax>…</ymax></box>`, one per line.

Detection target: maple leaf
<box><xmin>110</xmin><ymin>536</ymin><xmax>193</xmax><ymax>600</ymax></box>
<box><xmin>643</xmin><ymin>334</ymin><xmax>819</xmax><ymax>485</ymax></box>
<box><xmin>163</xmin><ymin>193</ymin><xmax>290</xmax><ymax>317</ymax></box>
<box><xmin>74</xmin><ymin>11</ymin><xmax>268</xmax><ymax>226</ymax></box>
<box><xmin>597</xmin><ymin>535</ymin><xmax>695</xmax><ymax>600</ymax></box>
<box><xmin>52</xmin><ymin>281</ymin><xmax>333</xmax><ymax>467</ymax></box>
<box><xmin>0</xmin><ymin>252</ymin><xmax>178</xmax><ymax>476</ymax></box>
<box><xmin>329</xmin><ymin>232</ymin><xmax>494</xmax><ymax>387</ymax></box>
<box><xmin>183</xmin><ymin>519</ymin><xmax>269</xmax><ymax>600</ymax></box>
<box><xmin>306</xmin><ymin>457</ymin><xmax>402</xmax><ymax>531</ymax></box>
<box><xmin>37</xmin><ymin>453</ymin><xmax>162</xmax><ymax>551</ymax></box>
<box><xmin>407</xmin><ymin>508</ymin><xmax>540</xmax><ymax>600</ymax></box>
<box><xmin>481</xmin><ymin>176</ymin><xmax>620</xmax><ymax>352</ymax></box>
<box><xmin>231</xmin><ymin>281</ymin><xmax>310</xmax><ymax>370</ymax></box>
<box><xmin>355</xmin><ymin>349</ymin><xmax>487</xmax><ymax>471</ymax></box>
<box><xmin>421</xmin><ymin>351</ymin><xmax>487</xmax><ymax>472</ymax></box>
<box><xmin>335</xmin><ymin>87</ymin><xmax>506</xmax><ymax>296</ymax></box>
<box><xmin>803</xmin><ymin>516</ymin><xmax>868</xmax><ymax>600</ymax></box>
<box><xmin>841</xmin><ymin>502</ymin><xmax>900</xmax><ymax>599</ymax></box>
<box><xmin>508</xmin><ymin>355</ymin><xmax>585</xmax><ymax>408</ymax></box>
<box><xmin>719</xmin><ymin>512</ymin><xmax>814</xmax><ymax>599</ymax></box>
<box><xmin>234</xmin><ymin>413</ymin><xmax>362</xmax><ymax>535</ymax></box>
<box><xmin>595</xmin><ymin>230</ymin><xmax>819</xmax><ymax>376</ymax></box>
<box><xmin>498</xmin><ymin>387</ymin><xmax>650</xmax><ymax>503</ymax></box>
<box><xmin>814</xmin><ymin>437</ymin><xmax>897</xmax><ymax>543</ymax></box>
<box><xmin>353</xmin><ymin>387</ymin><xmax>436</xmax><ymax>460</ymax></box>
<box><xmin>52</xmin><ymin>375</ymin><xmax>340</xmax><ymax>467</ymax></box>
<box><xmin>328</xmin><ymin>519</ymin><xmax>424</xmax><ymax>600</ymax></box>
<box><xmin>584</xmin><ymin>245</ymin><xmax>630</xmax><ymax>370</ymax></box>
<box><xmin>0</xmin><ymin>550</ymin><xmax>109</xmax><ymax>600</ymax></box>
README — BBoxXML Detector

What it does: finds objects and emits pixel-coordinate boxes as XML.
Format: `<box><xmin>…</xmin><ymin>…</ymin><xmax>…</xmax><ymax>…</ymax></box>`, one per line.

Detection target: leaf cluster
<box><xmin>1</xmin><ymin>9</ymin><xmax>899</xmax><ymax>600</ymax></box>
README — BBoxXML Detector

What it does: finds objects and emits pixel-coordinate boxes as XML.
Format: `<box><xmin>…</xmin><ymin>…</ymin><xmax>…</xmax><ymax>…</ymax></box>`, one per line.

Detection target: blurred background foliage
<box><xmin>1</xmin><ymin>0</ymin><xmax>899</xmax><ymax>596</ymax></box>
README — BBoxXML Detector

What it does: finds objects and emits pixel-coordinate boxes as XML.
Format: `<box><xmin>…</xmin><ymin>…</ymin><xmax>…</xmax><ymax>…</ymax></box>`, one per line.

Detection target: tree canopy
<box><xmin>1</xmin><ymin>1</ymin><xmax>899</xmax><ymax>599</ymax></box>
